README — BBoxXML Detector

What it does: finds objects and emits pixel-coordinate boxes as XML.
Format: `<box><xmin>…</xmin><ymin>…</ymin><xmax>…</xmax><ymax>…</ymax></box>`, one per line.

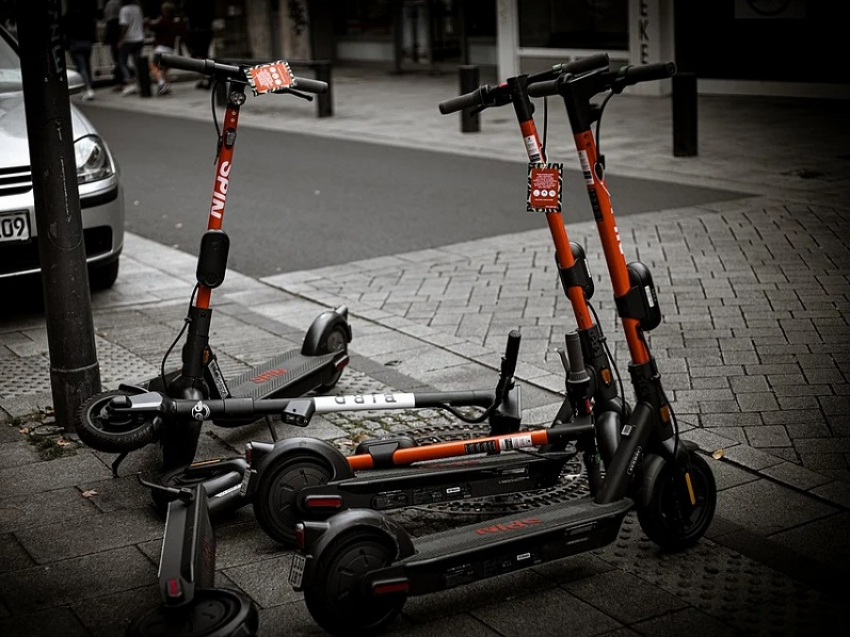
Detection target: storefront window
<box><xmin>332</xmin><ymin>0</ymin><xmax>392</xmax><ymax>38</ymax></box>
<box><xmin>518</xmin><ymin>0</ymin><xmax>627</xmax><ymax>50</ymax></box>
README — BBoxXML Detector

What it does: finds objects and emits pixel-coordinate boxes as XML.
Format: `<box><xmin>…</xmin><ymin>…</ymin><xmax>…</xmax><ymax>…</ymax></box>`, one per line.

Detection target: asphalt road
<box><xmin>81</xmin><ymin>105</ymin><xmax>748</xmax><ymax>278</ymax></box>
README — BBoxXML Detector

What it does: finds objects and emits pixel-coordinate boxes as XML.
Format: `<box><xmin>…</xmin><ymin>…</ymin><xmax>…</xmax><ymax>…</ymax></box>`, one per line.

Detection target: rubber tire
<box><xmin>253</xmin><ymin>457</ymin><xmax>332</xmax><ymax>547</ymax></box>
<box><xmin>75</xmin><ymin>388</ymin><xmax>158</xmax><ymax>453</ymax></box>
<box><xmin>88</xmin><ymin>259</ymin><xmax>120</xmax><ymax>291</ymax></box>
<box><xmin>638</xmin><ymin>451</ymin><xmax>717</xmax><ymax>551</ymax></box>
<box><xmin>303</xmin><ymin>535</ymin><xmax>405</xmax><ymax>637</ymax></box>
<box><xmin>126</xmin><ymin>588</ymin><xmax>258</xmax><ymax>637</ymax></box>
<box><xmin>317</xmin><ymin>325</ymin><xmax>348</xmax><ymax>393</ymax></box>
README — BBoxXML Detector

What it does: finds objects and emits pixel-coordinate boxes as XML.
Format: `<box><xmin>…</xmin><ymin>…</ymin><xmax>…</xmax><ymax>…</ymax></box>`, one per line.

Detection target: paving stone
<box><xmin>629</xmin><ymin>607</ymin><xmax>742</xmax><ymax>637</ymax></box>
<box><xmin>0</xmin><ymin>605</ymin><xmax>89</xmax><ymax>637</ymax></box>
<box><xmin>0</xmin><ymin>487</ymin><xmax>97</xmax><ymax>534</ymax></box>
<box><xmin>0</xmin><ymin>439</ymin><xmax>42</xmax><ymax>469</ymax></box>
<box><xmin>0</xmin><ymin>533</ymin><xmax>34</xmax><ymax>574</ymax></box>
<box><xmin>736</xmin><ymin>392</ymin><xmax>779</xmax><ymax>412</ymax></box>
<box><xmin>71</xmin><ymin>584</ymin><xmax>160</xmax><ymax>637</ymax></box>
<box><xmin>708</xmin><ymin>459</ymin><xmax>760</xmax><ymax>491</ymax></box>
<box><xmin>809</xmin><ymin>480</ymin><xmax>850</xmax><ymax>508</ymax></box>
<box><xmin>0</xmin><ymin>452</ymin><xmax>111</xmax><ymax>496</ymax></box>
<box><xmin>744</xmin><ymin>425</ymin><xmax>792</xmax><ymax>448</ymax></box>
<box><xmin>223</xmin><ymin>553</ymin><xmax>302</xmax><ymax>608</ymax></box>
<box><xmin>721</xmin><ymin>442</ymin><xmax>784</xmax><ymax>471</ymax></box>
<box><xmin>563</xmin><ymin>570</ymin><xmax>689</xmax><ymax>624</ymax></box>
<box><xmin>716</xmin><ymin>479</ymin><xmax>837</xmax><ymax>536</ymax></box>
<box><xmin>15</xmin><ymin>507</ymin><xmax>164</xmax><ymax>564</ymax></box>
<box><xmin>761</xmin><ymin>462</ymin><xmax>833</xmax><ymax>491</ymax></box>
<box><xmin>472</xmin><ymin>586</ymin><xmax>622</xmax><ymax>637</ymax></box>
<box><xmin>0</xmin><ymin>546</ymin><xmax>155</xmax><ymax>613</ymax></box>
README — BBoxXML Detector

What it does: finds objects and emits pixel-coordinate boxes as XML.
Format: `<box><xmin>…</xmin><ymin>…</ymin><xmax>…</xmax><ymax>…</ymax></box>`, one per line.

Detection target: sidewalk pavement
<box><xmin>1</xmin><ymin>65</ymin><xmax>849</xmax><ymax>636</ymax></box>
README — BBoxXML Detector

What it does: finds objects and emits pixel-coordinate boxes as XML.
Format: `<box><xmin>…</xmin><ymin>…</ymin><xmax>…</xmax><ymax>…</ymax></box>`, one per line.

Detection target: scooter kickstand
<box><xmin>265</xmin><ymin>415</ymin><xmax>279</xmax><ymax>442</ymax></box>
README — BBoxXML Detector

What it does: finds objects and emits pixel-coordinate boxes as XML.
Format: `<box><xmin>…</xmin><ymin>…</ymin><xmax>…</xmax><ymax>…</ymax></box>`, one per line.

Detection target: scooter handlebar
<box><xmin>438</xmin><ymin>86</ymin><xmax>484</xmax><ymax>114</ymax></box>
<box><xmin>618</xmin><ymin>62</ymin><xmax>677</xmax><ymax>87</ymax></box>
<box><xmin>501</xmin><ymin>329</ymin><xmax>522</xmax><ymax>380</ymax></box>
<box><xmin>154</xmin><ymin>53</ymin><xmax>244</xmax><ymax>81</ymax></box>
<box><xmin>527</xmin><ymin>78</ymin><xmax>560</xmax><ymax>98</ymax></box>
<box><xmin>292</xmin><ymin>76</ymin><xmax>329</xmax><ymax>95</ymax></box>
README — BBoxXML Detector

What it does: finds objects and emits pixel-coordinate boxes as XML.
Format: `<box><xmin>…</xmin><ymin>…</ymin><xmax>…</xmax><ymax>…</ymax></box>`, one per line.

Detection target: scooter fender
<box><xmin>247</xmin><ymin>438</ymin><xmax>355</xmax><ymax>498</ymax></box>
<box><xmin>301</xmin><ymin>305</ymin><xmax>352</xmax><ymax>356</ymax></box>
<box><xmin>298</xmin><ymin>508</ymin><xmax>415</xmax><ymax>591</ymax></box>
<box><xmin>632</xmin><ymin>440</ymin><xmax>698</xmax><ymax>509</ymax></box>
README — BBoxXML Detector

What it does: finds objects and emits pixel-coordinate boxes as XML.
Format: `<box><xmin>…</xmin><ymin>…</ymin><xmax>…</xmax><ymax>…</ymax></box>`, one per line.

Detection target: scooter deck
<box><xmin>228</xmin><ymin>350</ymin><xmax>338</xmax><ymax>400</ymax></box>
<box><xmin>393</xmin><ymin>497</ymin><xmax>631</xmax><ymax>594</ymax></box>
<box><xmin>301</xmin><ymin>451</ymin><xmax>571</xmax><ymax>511</ymax></box>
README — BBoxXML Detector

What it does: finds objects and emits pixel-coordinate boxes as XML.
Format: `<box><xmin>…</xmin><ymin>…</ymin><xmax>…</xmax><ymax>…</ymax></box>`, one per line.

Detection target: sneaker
<box><xmin>121</xmin><ymin>84</ymin><xmax>138</xmax><ymax>96</ymax></box>
<box><xmin>82</xmin><ymin>88</ymin><xmax>95</xmax><ymax>101</ymax></box>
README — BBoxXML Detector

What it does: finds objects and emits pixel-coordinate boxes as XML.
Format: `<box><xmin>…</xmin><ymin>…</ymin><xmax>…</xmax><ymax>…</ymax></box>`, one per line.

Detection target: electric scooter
<box><xmin>288</xmin><ymin>59</ymin><xmax>717</xmax><ymax>636</ymax></box>
<box><xmin>75</xmin><ymin>54</ymin><xmax>351</xmax><ymax>512</ymax></box>
<box><xmin>127</xmin><ymin>480</ymin><xmax>258</xmax><ymax>637</ymax></box>
<box><xmin>95</xmin><ymin>330</ymin><xmax>582</xmax><ymax>539</ymax></box>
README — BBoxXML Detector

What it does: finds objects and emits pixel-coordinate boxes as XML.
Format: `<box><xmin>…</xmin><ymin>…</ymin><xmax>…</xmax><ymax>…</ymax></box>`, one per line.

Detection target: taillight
<box><xmin>372</xmin><ymin>579</ymin><xmax>409</xmax><ymax>595</ymax></box>
<box><xmin>166</xmin><ymin>578</ymin><xmax>182</xmax><ymax>600</ymax></box>
<box><xmin>304</xmin><ymin>495</ymin><xmax>343</xmax><ymax>509</ymax></box>
<box><xmin>244</xmin><ymin>443</ymin><xmax>253</xmax><ymax>464</ymax></box>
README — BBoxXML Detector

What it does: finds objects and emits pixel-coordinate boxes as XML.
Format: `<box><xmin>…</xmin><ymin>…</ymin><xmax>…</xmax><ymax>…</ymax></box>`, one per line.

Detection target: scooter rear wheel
<box><xmin>126</xmin><ymin>588</ymin><xmax>258</xmax><ymax>637</ymax></box>
<box><xmin>638</xmin><ymin>451</ymin><xmax>717</xmax><ymax>551</ymax></box>
<box><xmin>76</xmin><ymin>389</ymin><xmax>159</xmax><ymax>453</ymax></box>
<box><xmin>303</xmin><ymin>534</ymin><xmax>405</xmax><ymax>636</ymax></box>
<box><xmin>253</xmin><ymin>457</ymin><xmax>332</xmax><ymax>546</ymax></box>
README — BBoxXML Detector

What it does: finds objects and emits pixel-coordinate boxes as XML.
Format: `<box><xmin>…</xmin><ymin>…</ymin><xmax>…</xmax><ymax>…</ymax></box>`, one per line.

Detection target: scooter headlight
<box><xmin>74</xmin><ymin>134</ymin><xmax>114</xmax><ymax>184</ymax></box>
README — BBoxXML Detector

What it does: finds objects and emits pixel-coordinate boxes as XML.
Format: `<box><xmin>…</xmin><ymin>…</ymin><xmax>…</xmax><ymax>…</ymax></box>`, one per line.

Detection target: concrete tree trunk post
<box><xmin>15</xmin><ymin>0</ymin><xmax>102</xmax><ymax>432</ymax></box>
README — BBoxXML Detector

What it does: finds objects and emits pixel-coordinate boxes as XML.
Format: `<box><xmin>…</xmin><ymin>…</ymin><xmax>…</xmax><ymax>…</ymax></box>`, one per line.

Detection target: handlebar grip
<box><xmin>564</xmin><ymin>332</ymin><xmax>585</xmax><ymax>377</ymax></box>
<box><xmin>527</xmin><ymin>79</ymin><xmax>560</xmax><ymax>98</ymax></box>
<box><xmin>154</xmin><ymin>53</ymin><xmax>244</xmax><ymax>81</ymax></box>
<box><xmin>621</xmin><ymin>62</ymin><xmax>676</xmax><ymax>86</ymax></box>
<box><xmin>501</xmin><ymin>329</ymin><xmax>522</xmax><ymax>378</ymax></box>
<box><xmin>555</xmin><ymin>53</ymin><xmax>610</xmax><ymax>77</ymax></box>
<box><xmin>438</xmin><ymin>87</ymin><xmax>482</xmax><ymax>114</ymax></box>
<box><xmin>293</xmin><ymin>76</ymin><xmax>328</xmax><ymax>94</ymax></box>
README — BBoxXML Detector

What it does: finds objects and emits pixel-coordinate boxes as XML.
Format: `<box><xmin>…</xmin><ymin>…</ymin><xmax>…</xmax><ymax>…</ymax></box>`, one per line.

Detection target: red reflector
<box><xmin>304</xmin><ymin>496</ymin><xmax>343</xmax><ymax>509</ymax></box>
<box><xmin>244</xmin><ymin>443</ymin><xmax>253</xmax><ymax>464</ymax></box>
<box><xmin>294</xmin><ymin>523</ymin><xmax>305</xmax><ymax>551</ymax></box>
<box><xmin>167</xmin><ymin>578</ymin><xmax>182</xmax><ymax>599</ymax></box>
<box><xmin>372</xmin><ymin>580</ymin><xmax>409</xmax><ymax>595</ymax></box>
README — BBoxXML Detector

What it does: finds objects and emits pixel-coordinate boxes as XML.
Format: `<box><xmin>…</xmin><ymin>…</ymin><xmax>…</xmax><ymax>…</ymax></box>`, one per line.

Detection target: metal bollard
<box><xmin>459</xmin><ymin>65</ymin><xmax>480</xmax><ymax>133</ymax></box>
<box><xmin>672</xmin><ymin>72</ymin><xmax>698</xmax><ymax>157</ymax></box>
<box><xmin>313</xmin><ymin>62</ymin><xmax>333</xmax><ymax>118</ymax></box>
<box><xmin>137</xmin><ymin>55</ymin><xmax>152</xmax><ymax>97</ymax></box>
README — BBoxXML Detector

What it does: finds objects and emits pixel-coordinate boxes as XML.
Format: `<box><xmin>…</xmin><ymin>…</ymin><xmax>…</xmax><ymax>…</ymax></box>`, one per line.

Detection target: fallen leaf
<box><xmin>81</xmin><ymin>489</ymin><xmax>98</xmax><ymax>498</ymax></box>
<box><xmin>57</xmin><ymin>439</ymin><xmax>72</xmax><ymax>447</ymax></box>
<box><xmin>711</xmin><ymin>448</ymin><xmax>724</xmax><ymax>460</ymax></box>
<box><xmin>19</xmin><ymin>427</ymin><xmax>30</xmax><ymax>434</ymax></box>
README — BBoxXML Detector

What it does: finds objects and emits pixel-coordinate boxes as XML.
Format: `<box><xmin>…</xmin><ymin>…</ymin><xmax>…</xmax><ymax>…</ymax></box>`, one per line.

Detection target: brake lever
<box><xmin>273</xmin><ymin>87</ymin><xmax>314</xmax><ymax>101</ymax></box>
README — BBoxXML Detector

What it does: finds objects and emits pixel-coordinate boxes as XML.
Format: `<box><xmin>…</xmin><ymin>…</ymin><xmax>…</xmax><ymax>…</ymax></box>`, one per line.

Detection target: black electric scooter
<box><xmin>288</xmin><ymin>59</ymin><xmax>717</xmax><ymax>636</ymax></box>
<box><xmin>75</xmin><ymin>54</ymin><xmax>351</xmax><ymax>511</ymax></box>
<box><xmin>127</xmin><ymin>480</ymin><xmax>258</xmax><ymax>637</ymax></box>
<box><xmin>96</xmin><ymin>330</ymin><xmax>582</xmax><ymax>537</ymax></box>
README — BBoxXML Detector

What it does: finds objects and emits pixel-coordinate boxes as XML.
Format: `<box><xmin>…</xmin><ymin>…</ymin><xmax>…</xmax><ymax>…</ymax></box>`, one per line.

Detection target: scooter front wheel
<box><xmin>76</xmin><ymin>389</ymin><xmax>160</xmax><ymax>453</ymax></box>
<box><xmin>126</xmin><ymin>588</ymin><xmax>258</xmax><ymax>637</ymax></box>
<box><xmin>638</xmin><ymin>451</ymin><xmax>717</xmax><ymax>551</ymax></box>
<box><xmin>253</xmin><ymin>456</ymin><xmax>333</xmax><ymax>546</ymax></box>
<box><xmin>303</xmin><ymin>534</ymin><xmax>405</xmax><ymax>636</ymax></box>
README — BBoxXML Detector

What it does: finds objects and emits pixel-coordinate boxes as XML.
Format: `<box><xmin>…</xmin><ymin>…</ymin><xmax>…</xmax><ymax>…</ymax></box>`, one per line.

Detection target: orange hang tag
<box><xmin>246</xmin><ymin>61</ymin><xmax>294</xmax><ymax>95</ymax></box>
<box><xmin>527</xmin><ymin>162</ymin><xmax>563</xmax><ymax>213</ymax></box>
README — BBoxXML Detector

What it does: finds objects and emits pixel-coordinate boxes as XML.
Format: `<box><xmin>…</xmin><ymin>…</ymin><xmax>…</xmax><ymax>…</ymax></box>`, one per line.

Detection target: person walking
<box><xmin>61</xmin><ymin>0</ymin><xmax>97</xmax><ymax>100</ymax></box>
<box><xmin>183</xmin><ymin>0</ymin><xmax>214</xmax><ymax>89</ymax></box>
<box><xmin>102</xmin><ymin>0</ymin><xmax>122</xmax><ymax>85</ymax></box>
<box><xmin>147</xmin><ymin>2</ymin><xmax>183</xmax><ymax>95</ymax></box>
<box><xmin>117</xmin><ymin>0</ymin><xmax>145</xmax><ymax>96</ymax></box>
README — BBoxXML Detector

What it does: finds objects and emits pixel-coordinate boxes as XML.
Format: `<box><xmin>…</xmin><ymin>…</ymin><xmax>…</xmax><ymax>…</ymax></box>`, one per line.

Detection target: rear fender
<box><xmin>299</xmin><ymin>509</ymin><xmax>414</xmax><ymax>589</ymax></box>
<box><xmin>301</xmin><ymin>305</ymin><xmax>352</xmax><ymax>355</ymax></box>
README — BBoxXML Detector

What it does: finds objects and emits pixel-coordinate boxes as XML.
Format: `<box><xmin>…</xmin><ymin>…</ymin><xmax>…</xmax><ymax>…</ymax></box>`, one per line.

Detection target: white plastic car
<box><xmin>0</xmin><ymin>25</ymin><xmax>124</xmax><ymax>290</ymax></box>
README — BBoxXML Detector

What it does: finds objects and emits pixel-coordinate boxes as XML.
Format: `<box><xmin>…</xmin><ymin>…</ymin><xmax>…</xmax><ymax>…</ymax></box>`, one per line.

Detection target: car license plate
<box><xmin>289</xmin><ymin>553</ymin><xmax>306</xmax><ymax>588</ymax></box>
<box><xmin>0</xmin><ymin>210</ymin><xmax>30</xmax><ymax>243</ymax></box>
<box><xmin>239</xmin><ymin>468</ymin><xmax>255</xmax><ymax>498</ymax></box>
